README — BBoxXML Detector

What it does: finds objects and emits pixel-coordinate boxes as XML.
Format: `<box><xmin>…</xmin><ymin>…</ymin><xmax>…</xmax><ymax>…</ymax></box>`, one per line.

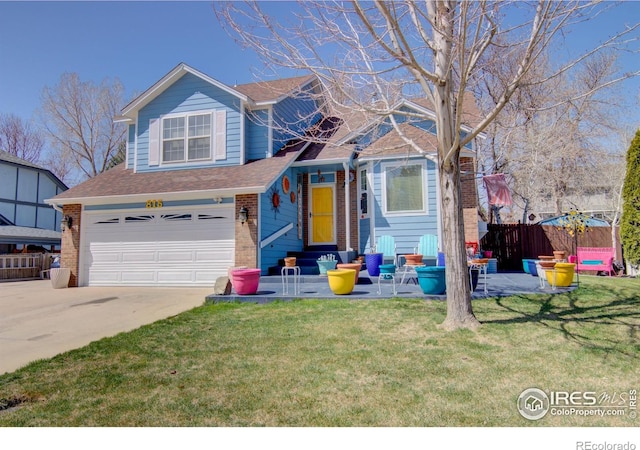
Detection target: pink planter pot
<box><xmin>230</xmin><ymin>268</ymin><xmax>261</xmax><ymax>295</ymax></box>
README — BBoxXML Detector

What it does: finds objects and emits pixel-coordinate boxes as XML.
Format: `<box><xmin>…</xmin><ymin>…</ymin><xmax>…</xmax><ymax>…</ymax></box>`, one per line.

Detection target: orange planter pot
<box><xmin>404</xmin><ymin>254</ymin><xmax>423</xmax><ymax>265</ymax></box>
<box><xmin>336</xmin><ymin>262</ymin><xmax>362</xmax><ymax>281</ymax></box>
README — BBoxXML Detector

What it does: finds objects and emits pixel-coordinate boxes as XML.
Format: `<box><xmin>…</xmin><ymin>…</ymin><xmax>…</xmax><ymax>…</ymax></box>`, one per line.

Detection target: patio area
<box><xmin>206</xmin><ymin>270</ymin><xmax>575</xmax><ymax>304</ymax></box>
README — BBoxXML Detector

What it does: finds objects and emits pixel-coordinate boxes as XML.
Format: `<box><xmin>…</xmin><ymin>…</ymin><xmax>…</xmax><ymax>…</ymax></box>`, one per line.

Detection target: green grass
<box><xmin>1</xmin><ymin>276</ymin><xmax>638</xmax><ymax>426</ymax></box>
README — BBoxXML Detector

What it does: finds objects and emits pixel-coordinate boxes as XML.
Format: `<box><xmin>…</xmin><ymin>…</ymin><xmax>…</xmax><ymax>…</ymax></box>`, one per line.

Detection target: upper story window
<box><xmin>163</xmin><ymin>113</ymin><xmax>212</xmax><ymax>163</ymax></box>
<box><xmin>148</xmin><ymin>109</ymin><xmax>226</xmax><ymax>167</ymax></box>
<box><xmin>381</xmin><ymin>160</ymin><xmax>428</xmax><ymax>216</ymax></box>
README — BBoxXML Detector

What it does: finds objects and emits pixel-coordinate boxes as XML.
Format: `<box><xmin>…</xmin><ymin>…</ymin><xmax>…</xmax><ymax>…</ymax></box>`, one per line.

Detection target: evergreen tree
<box><xmin>620</xmin><ymin>129</ymin><xmax>640</xmax><ymax>266</ymax></box>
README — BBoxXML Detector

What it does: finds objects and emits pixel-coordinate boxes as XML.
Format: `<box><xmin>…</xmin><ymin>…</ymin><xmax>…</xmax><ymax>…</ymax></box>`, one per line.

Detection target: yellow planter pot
<box><xmin>326</xmin><ymin>269</ymin><xmax>356</xmax><ymax>295</ymax></box>
<box><xmin>545</xmin><ymin>262</ymin><xmax>575</xmax><ymax>287</ymax></box>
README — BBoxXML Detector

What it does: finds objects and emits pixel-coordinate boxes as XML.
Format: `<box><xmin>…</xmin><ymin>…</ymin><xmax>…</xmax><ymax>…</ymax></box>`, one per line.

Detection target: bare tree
<box><xmin>0</xmin><ymin>113</ymin><xmax>44</xmax><ymax>163</ymax></box>
<box><xmin>39</xmin><ymin>72</ymin><xmax>126</xmax><ymax>180</ymax></box>
<box><xmin>216</xmin><ymin>0</ymin><xmax>639</xmax><ymax>330</ymax></box>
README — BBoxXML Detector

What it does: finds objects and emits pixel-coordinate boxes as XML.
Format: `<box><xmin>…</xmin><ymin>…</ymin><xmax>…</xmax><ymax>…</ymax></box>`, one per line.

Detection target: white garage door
<box><xmin>82</xmin><ymin>206</ymin><xmax>235</xmax><ymax>286</ymax></box>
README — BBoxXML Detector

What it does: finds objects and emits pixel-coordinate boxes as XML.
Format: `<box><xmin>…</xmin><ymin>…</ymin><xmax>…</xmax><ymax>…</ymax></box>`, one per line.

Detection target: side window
<box><xmin>358</xmin><ymin>168</ymin><xmax>369</xmax><ymax>218</ymax></box>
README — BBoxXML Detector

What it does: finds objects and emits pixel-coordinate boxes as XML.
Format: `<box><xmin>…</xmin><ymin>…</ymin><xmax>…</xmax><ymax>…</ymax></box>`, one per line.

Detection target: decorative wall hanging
<box><xmin>269</xmin><ymin>184</ymin><xmax>281</xmax><ymax>218</ymax></box>
<box><xmin>282</xmin><ymin>175</ymin><xmax>290</xmax><ymax>194</ymax></box>
<box><xmin>290</xmin><ymin>191</ymin><xmax>296</xmax><ymax>203</ymax></box>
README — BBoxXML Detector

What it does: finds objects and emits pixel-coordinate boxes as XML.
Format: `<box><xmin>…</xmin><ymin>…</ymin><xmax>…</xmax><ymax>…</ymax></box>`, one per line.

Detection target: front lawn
<box><xmin>1</xmin><ymin>276</ymin><xmax>638</xmax><ymax>426</ymax></box>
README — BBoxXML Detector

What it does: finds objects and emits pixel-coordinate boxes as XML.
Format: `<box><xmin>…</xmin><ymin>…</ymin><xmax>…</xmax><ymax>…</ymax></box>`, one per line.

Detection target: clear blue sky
<box><xmin>1</xmin><ymin>1</ymin><xmax>639</xmax><ymax>127</ymax></box>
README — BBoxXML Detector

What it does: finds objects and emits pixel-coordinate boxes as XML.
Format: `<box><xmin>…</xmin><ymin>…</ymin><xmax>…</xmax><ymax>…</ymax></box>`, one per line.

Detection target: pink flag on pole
<box><xmin>482</xmin><ymin>174</ymin><xmax>512</xmax><ymax>206</ymax></box>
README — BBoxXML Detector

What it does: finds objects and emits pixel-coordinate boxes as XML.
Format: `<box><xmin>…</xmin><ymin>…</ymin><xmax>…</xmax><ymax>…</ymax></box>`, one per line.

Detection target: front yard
<box><xmin>0</xmin><ymin>276</ymin><xmax>638</xmax><ymax>426</ymax></box>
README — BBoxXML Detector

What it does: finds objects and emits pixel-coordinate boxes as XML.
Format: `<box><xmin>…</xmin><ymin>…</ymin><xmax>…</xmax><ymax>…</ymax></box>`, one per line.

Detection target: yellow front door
<box><xmin>310</xmin><ymin>185</ymin><xmax>335</xmax><ymax>245</ymax></box>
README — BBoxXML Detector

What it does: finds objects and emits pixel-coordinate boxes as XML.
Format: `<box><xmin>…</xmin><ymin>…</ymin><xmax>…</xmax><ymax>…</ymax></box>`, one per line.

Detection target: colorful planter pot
<box><xmin>403</xmin><ymin>254</ymin><xmax>423</xmax><ymax>265</ymax></box>
<box><xmin>379</xmin><ymin>264</ymin><xmax>396</xmax><ymax>274</ymax></box>
<box><xmin>365</xmin><ymin>253</ymin><xmax>383</xmax><ymax>276</ymax></box>
<box><xmin>522</xmin><ymin>259</ymin><xmax>535</xmax><ymax>274</ymax></box>
<box><xmin>326</xmin><ymin>269</ymin><xmax>357</xmax><ymax>295</ymax></box>
<box><xmin>317</xmin><ymin>259</ymin><xmax>338</xmax><ymax>275</ymax></box>
<box><xmin>415</xmin><ymin>266</ymin><xmax>446</xmax><ymax>295</ymax></box>
<box><xmin>336</xmin><ymin>262</ymin><xmax>362</xmax><ymax>281</ymax></box>
<box><xmin>526</xmin><ymin>260</ymin><xmax>539</xmax><ymax>277</ymax></box>
<box><xmin>230</xmin><ymin>268</ymin><xmax>261</xmax><ymax>295</ymax></box>
<box><xmin>545</xmin><ymin>262</ymin><xmax>575</xmax><ymax>287</ymax></box>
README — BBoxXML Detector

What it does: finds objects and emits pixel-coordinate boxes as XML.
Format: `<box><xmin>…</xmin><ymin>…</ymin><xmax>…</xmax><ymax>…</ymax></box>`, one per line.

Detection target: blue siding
<box><xmin>259</xmin><ymin>168</ymin><xmax>303</xmax><ymax>274</ymax></box>
<box><xmin>17</xmin><ymin>168</ymin><xmax>38</xmax><ymax>202</ymax></box>
<box><xmin>135</xmin><ymin>73</ymin><xmax>243</xmax><ymax>172</ymax></box>
<box><xmin>246</xmin><ymin>109</ymin><xmax>269</xmax><ymax>161</ymax></box>
<box><xmin>362</xmin><ymin>158</ymin><xmax>439</xmax><ymax>255</ymax></box>
<box><xmin>272</xmin><ymin>91</ymin><xmax>321</xmax><ymax>155</ymax></box>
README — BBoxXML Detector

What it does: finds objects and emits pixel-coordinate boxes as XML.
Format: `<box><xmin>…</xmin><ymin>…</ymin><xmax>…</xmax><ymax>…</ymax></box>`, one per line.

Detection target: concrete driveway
<box><xmin>0</xmin><ymin>280</ymin><xmax>211</xmax><ymax>374</ymax></box>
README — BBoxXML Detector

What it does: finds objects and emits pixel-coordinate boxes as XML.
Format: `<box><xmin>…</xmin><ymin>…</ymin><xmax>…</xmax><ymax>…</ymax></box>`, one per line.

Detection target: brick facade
<box><xmin>235</xmin><ymin>194</ymin><xmax>258</xmax><ymax>267</ymax></box>
<box><xmin>61</xmin><ymin>204</ymin><xmax>82</xmax><ymax>287</ymax></box>
<box><xmin>460</xmin><ymin>156</ymin><xmax>480</xmax><ymax>244</ymax></box>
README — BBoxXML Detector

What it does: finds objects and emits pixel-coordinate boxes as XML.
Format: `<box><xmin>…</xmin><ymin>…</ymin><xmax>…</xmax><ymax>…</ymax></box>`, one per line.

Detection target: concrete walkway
<box><xmin>0</xmin><ymin>280</ymin><xmax>210</xmax><ymax>374</ymax></box>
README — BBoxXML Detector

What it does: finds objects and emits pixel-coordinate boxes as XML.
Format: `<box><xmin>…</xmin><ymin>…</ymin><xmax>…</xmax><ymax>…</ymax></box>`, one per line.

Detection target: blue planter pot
<box><xmin>526</xmin><ymin>260</ymin><xmax>539</xmax><ymax>277</ymax></box>
<box><xmin>522</xmin><ymin>259</ymin><xmax>536</xmax><ymax>274</ymax></box>
<box><xmin>415</xmin><ymin>266</ymin><xmax>446</xmax><ymax>295</ymax></box>
<box><xmin>365</xmin><ymin>253</ymin><xmax>383</xmax><ymax>277</ymax></box>
<box><xmin>317</xmin><ymin>260</ymin><xmax>337</xmax><ymax>275</ymax></box>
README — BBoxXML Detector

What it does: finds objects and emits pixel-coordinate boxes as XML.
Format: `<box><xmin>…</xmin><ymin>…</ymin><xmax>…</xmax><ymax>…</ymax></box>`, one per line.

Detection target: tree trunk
<box><xmin>439</xmin><ymin>156</ymin><xmax>482</xmax><ymax>331</ymax></box>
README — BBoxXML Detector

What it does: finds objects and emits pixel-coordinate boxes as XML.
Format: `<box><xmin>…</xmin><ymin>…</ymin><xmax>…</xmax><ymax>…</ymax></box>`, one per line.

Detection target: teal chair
<box><xmin>376</xmin><ymin>235</ymin><xmax>397</xmax><ymax>266</ymax></box>
<box><xmin>418</xmin><ymin>234</ymin><xmax>438</xmax><ymax>258</ymax></box>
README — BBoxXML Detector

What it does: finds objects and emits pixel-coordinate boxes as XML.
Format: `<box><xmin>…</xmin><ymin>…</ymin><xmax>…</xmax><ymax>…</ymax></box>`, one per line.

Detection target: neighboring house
<box><xmin>0</xmin><ymin>150</ymin><xmax>67</xmax><ymax>253</ymax></box>
<box><xmin>47</xmin><ymin>63</ymin><xmax>483</xmax><ymax>287</ymax></box>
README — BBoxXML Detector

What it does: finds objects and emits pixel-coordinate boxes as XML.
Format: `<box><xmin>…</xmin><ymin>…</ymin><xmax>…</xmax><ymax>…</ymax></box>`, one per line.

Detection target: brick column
<box><xmin>460</xmin><ymin>157</ymin><xmax>479</xmax><ymax>244</ymax></box>
<box><xmin>61</xmin><ymin>204</ymin><xmax>82</xmax><ymax>287</ymax></box>
<box><xmin>235</xmin><ymin>194</ymin><xmax>258</xmax><ymax>268</ymax></box>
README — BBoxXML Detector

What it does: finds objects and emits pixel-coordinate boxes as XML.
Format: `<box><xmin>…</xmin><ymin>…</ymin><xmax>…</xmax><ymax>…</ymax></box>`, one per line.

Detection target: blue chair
<box><xmin>417</xmin><ymin>234</ymin><xmax>438</xmax><ymax>258</ymax></box>
<box><xmin>376</xmin><ymin>235</ymin><xmax>397</xmax><ymax>266</ymax></box>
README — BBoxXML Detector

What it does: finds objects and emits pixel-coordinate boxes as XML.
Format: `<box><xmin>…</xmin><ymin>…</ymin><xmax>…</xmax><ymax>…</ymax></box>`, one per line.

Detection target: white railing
<box><xmin>260</xmin><ymin>223</ymin><xmax>294</xmax><ymax>249</ymax></box>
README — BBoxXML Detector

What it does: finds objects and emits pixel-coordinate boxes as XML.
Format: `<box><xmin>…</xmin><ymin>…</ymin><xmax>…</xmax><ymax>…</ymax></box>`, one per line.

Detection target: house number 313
<box><xmin>146</xmin><ymin>199</ymin><xmax>163</xmax><ymax>208</ymax></box>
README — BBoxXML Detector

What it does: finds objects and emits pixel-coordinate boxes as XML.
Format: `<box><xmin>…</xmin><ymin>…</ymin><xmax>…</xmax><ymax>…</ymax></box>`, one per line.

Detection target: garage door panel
<box><xmin>157</xmin><ymin>250</ymin><xmax>194</xmax><ymax>263</ymax></box>
<box><xmin>156</xmin><ymin>271</ymin><xmax>195</xmax><ymax>283</ymax></box>
<box><xmin>83</xmin><ymin>206</ymin><xmax>235</xmax><ymax>287</ymax></box>
<box><xmin>122</xmin><ymin>251</ymin><xmax>156</xmax><ymax>263</ymax></box>
<box><xmin>121</xmin><ymin>271</ymin><xmax>156</xmax><ymax>283</ymax></box>
<box><xmin>88</xmin><ymin>271</ymin><xmax>121</xmax><ymax>284</ymax></box>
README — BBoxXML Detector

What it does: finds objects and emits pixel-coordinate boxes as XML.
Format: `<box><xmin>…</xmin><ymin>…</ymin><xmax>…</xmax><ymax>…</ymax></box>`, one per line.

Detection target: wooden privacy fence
<box><xmin>480</xmin><ymin>224</ymin><xmax>621</xmax><ymax>272</ymax></box>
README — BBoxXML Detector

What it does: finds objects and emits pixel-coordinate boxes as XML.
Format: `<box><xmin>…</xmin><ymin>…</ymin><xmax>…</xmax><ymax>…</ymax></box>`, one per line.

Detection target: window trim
<box><xmin>380</xmin><ymin>160</ymin><xmax>428</xmax><ymax>217</ymax></box>
<box><xmin>160</xmin><ymin>110</ymin><xmax>213</xmax><ymax>164</ymax></box>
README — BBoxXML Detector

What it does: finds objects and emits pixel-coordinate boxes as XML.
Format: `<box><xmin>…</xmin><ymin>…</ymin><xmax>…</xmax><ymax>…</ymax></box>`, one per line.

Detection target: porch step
<box><xmin>267</xmin><ymin>248</ymin><xmax>358</xmax><ymax>276</ymax></box>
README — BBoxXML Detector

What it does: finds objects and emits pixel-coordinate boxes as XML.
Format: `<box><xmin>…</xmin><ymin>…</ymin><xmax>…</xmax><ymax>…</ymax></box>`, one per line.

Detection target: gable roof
<box><xmin>47</xmin><ymin>146</ymin><xmax>304</xmax><ymax>206</ymax></box>
<box><xmin>119</xmin><ymin>63</ymin><xmax>318</xmax><ymax>120</ymax></box>
<box><xmin>356</xmin><ymin>122</ymin><xmax>439</xmax><ymax>162</ymax></box>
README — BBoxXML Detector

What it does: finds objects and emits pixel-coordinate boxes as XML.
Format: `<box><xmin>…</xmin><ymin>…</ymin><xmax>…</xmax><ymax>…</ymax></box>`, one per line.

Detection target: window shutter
<box><xmin>148</xmin><ymin>118</ymin><xmax>160</xmax><ymax>166</ymax></box>
<box><xmin>214</xmin><ymin>109</ymin><xmax>226</xmax><ymax>160</ymax></box>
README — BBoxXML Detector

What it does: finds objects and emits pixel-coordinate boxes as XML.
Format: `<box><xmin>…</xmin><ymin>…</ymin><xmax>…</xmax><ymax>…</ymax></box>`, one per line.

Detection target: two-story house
<box><xmin>0</xmin><ymin>150</ymin><xmax>67</xmax><ymax>253</ymax></box>
<box><xmin>47</xmin><ymin>63</ymin><xmax>482</xmax><ymax>287</ymax></box>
